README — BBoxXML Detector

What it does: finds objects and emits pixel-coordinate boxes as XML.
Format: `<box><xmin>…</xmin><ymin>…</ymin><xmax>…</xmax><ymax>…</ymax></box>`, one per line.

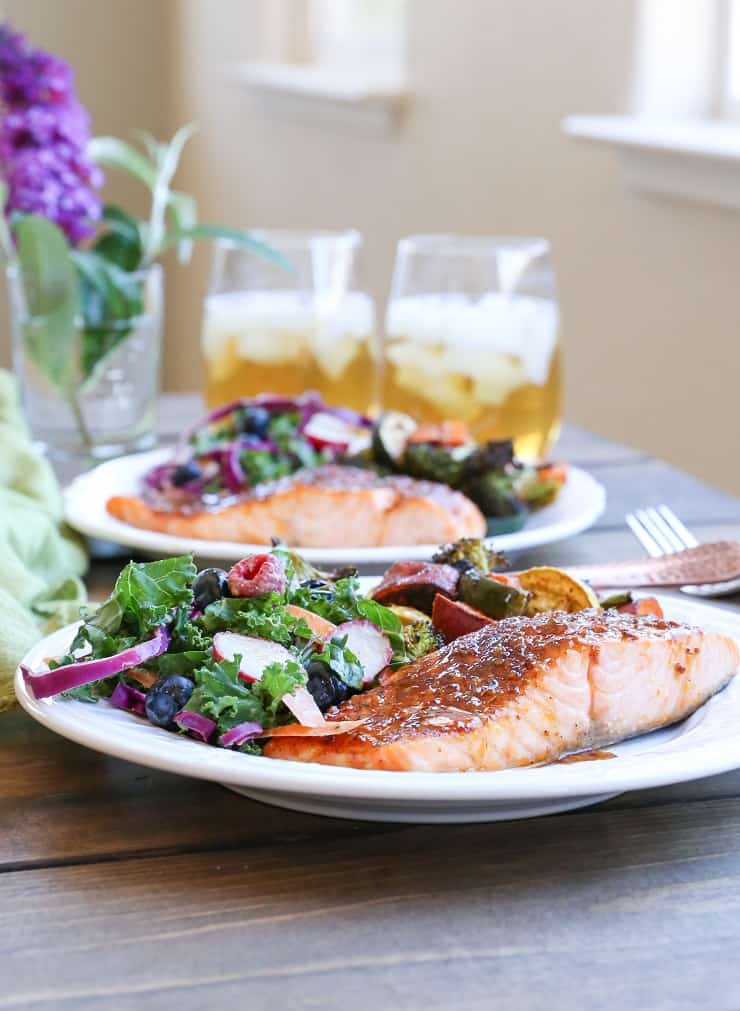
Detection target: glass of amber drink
<box><xmin>202</xmin><ymin>230</ymin><xmax>377</xmax><ymax>412</ymax></box>
<box><xmin>384</xmin><ymin>235</ymin><xmax>562</xmax><ymax>461</ymax></box>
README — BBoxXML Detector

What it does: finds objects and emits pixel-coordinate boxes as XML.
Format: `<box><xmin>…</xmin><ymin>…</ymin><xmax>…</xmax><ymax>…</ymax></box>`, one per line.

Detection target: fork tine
<box><xmin>657</xmin><ymin>505</ymin><xmax>700</xmax><ymax>548</ymax></box>
<box><xmin>634</xmin><ymin>508</ymin><xmax>677</xmax><ymax>554</ymax></box>
<box><xmin>625</xmin><ymin>511</ymin><xmax>664</xmax><ymax>557</ymax></box>
<box><xmin>644</xmin><ymin>506</ymin><xmax>686</xmax><ymax>553</ymax></box>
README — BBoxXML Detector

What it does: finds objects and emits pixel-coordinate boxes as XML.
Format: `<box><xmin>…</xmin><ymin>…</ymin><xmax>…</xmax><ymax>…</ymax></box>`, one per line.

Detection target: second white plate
<box><xmin>63</xmin><ymin>448</ymin><xmax>606</xmax><ymax>565</ymax></box>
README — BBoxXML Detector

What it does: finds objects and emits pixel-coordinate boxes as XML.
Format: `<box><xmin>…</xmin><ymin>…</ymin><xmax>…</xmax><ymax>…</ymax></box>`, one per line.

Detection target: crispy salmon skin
<box><xmin>264</xmin><ymin>609</ymin><xmax>739</xmax><ymax>771</ymax></box>
<box><xmin>107</xmin><ymin>464</ymin><xmax>485</xmax><ymax>548</ymax></box>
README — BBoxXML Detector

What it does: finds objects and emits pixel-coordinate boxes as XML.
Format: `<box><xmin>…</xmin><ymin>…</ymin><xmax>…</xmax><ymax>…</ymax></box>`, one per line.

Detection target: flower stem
<box><xmin>67</xmin><ymin>390</ymin><xmax>94</xmax><ymax>454</ymax></box>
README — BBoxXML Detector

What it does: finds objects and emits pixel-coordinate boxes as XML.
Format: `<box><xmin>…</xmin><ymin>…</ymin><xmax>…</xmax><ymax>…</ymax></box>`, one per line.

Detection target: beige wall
<box><xmin>1</xmin><ymin>0</ymin><xmax>738</xmax><ymax>497</ymax></box>
<box><xmin>164</xmin><ymin>0</ymin><xmax>740</xmax><ymax>495</ymax></box>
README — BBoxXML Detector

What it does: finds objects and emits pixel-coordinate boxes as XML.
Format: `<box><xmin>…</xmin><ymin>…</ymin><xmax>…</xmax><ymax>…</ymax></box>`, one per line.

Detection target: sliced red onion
<box><xmin>320</xmin><ymin>404</ymin><xmax>372</xmax><ymax>428</ymax></box>
<box><xmin>109</xmin><ymin>682</ymin><xmax>147</xmax><ymax>717</ymax></box>
<box><xmin>219</xmin><ymin>721</ymin><xmax>264</xmax><ymax>748</ymax></box>
<box><xmin>174</xmin><ymin>710</ymin><xmax>216</xmax><ymax>742</ymax></box>
<box><xmin>22</xmin><ymin>626</ymin><xmax>171</xmax><ymax>701</ymax></box>
<box><xmin>143</xmin><ymin>462</ymin><xmax>177</xmax><ymax>490</ymax></box>
<box><xmin>222</xmin><ymin>443</ymin><xmax>247</xmax><ymax>492</ymax></box>
<box><xmin>332</xmin><ymin>620</ymin><xmax>393</xmax><ymax>684</ymax></box>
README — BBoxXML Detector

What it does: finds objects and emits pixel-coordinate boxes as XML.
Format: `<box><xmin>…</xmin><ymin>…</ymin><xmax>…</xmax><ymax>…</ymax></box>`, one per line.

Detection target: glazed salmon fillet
<box><xmin>107</xmin><ymin>464</ymin><xmax>485</xmax><ymax>548</ymax></box>
<box><xmin>265</xmin><ymin>609</ymin><xmax>739</xmax><ymax>771</ymax></box>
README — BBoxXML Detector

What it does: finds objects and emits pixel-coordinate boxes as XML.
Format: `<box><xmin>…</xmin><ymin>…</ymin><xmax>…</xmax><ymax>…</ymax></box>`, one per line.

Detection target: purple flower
<box><xmin>0</xmin><ymin>23</ymin><xmax>102</xmax><ymax>244</ymax></box>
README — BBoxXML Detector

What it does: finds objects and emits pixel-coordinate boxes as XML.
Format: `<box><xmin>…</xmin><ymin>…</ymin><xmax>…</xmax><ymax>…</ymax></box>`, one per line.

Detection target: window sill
<box><xmin>562</xmin><ymin>115</ymin><xmax>740</xmax><ymax>209</ymax></box>
<box><xmin>232</xmin><ymin>62</ymin><xmax>406</xmax><ymax>134</ymax></box>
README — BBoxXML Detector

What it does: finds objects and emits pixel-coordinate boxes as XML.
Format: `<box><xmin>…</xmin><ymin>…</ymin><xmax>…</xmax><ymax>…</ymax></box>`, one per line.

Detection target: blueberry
<box><xmin>301</xmin><ymin>578</ymin><xmax>331</xmax><ymax>590</ymax></box>
<box><xmin>329</xmin><ymin>675</ymin><xmax>351</xmax><ymax>704</ymax></box>
<box><xmin>171</xmin><ymin>461</ymin><xmax>202</xmax><ymax>486</ymax></box>
<box><xmin>144</xmin><ymin>688</ymin><xmax>179</xmax><ymax>728</ymax></box>
<box><xmin>305</xmin><ymin>661</ymin><xmax>352</xmax><ymax>711</ymax></box>
<box><xmin>305</xmin><ymin>658</ymin><xmax>331</xmax><ymax>680</ymax></box>
<box><xmin>193</xmin><ymin>568</ymin><xmax>230</xmax><ymax>611</ymax></box>
<box><xmin>241</xmin><ymin>406</ymin><xmax>271</xmax><ymax>438</ymax></box>
<box><xmin>157</xmin><ymin>675</ymin><xmax>195</xmax><ymax>706</ymax></box>
<box><xmin>144</xmin><ymin>675</ymin><xmax>195</xmax><ymax>728</ymax></box>
<box><xmin>306</xmin><ymin>675</ymin><xmax>335</xmax><ymax>711</ymax></box>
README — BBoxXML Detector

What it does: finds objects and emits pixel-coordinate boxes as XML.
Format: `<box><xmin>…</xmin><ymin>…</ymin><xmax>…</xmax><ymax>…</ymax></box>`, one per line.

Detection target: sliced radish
<box><xmin>212</xmin><ymin>632</ymin><xmax>294</xmax><ymax>683</ymax></box>
<box><xmin>302</xmin><ymin>411</ymin><xmax>370</xmax><ymax>453</ymax></box>
<box><xmin>281</xmin><ymin>685</ymin><xmax>325</xmax><ymax>727</ymax></box>
<box><xmin>332</xmin><ymin>620</ymin><xmax>393</xmax><ymax>685</ymax></box>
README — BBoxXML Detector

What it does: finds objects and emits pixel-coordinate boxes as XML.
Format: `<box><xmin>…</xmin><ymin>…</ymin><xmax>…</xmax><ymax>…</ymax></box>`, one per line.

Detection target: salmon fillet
<box><xmin>107</xmin><ymin>464</ymin><xmax>486</xmax><ymax>548</ymax></box>
<box><xmin>265</xmin><ymin>609</ymin><xmax>739</xmax><ymax>771</ymax></box>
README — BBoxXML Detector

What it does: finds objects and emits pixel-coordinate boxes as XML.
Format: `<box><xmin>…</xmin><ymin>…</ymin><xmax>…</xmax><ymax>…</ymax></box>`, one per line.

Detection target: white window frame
<box><xmin>233</xmin><ymin>0</ymin><xmax>408</xmax><ymax>134</ymax></box>
<box><xmin>563</xmin><ymin>0</ymin><xmax>740</xmax><ymax>209</ymax></box>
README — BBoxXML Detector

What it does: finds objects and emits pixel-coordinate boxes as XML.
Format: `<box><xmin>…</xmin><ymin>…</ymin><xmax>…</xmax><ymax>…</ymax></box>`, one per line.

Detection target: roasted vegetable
<box><xmin>408</xmin><ymin>420</ymin><xmax>471</xmax><ymax>446</ymax></box>
<box><xmin>400</xmin><ymin>442</ymin><xmax>469</xmax><ymax>486</ymax></box>
<box><xmin>516</xmin><ymin>567</ymin><xmax>599</xmax><ymax>614</ymax></box>
<box><xmin>517</xmin><ymin>473</ymin><xmax>562</xmax><ymax>510</ymax></box>
<box><xmin>462</xmin><ymin>471</ymin><xmax>524</xmax><ymax>518</ymax></box>
<box><xmin>432</xmin><ymin>594</ymin><xmax>494</xmax><ymax>643</ymax></box>
<box><xmin>599</xmin><ymin>591</ymin><xmax>633</xmax><ymax>610</ymax></box>
<box><xmin>617</xmin><ymin>597</ymin><xmax>664</xmax><ymax>618</ymax></box>
<box><xmin>432</xmin><ymin>537</ymin><xmax>504</xmax><ymax>574</ymax></box>
<box><xmin>388</xmin><ymin>604</ymin><xmax>433</xmax><ymax>626</ymax></box>
<box><xmin>486</xmin><ymin>513</ymin><xmax>528</xmax><ymax>536</ymax></box>
<box><xmin>402</xmin><ymin>617</ymin><xmax>444</xmax><ymax>660</ymax></box>
<box><xmin>461</xmin><ymin>439</ymin><xmax>515</xmax><ymax>478</ymax></box>
<box><xmin>372</xmin><ymin>411</ymin><xmax>419</xmax><ymax>467</ymax></box>
<box><xmin>371</xmin><ymin>561</ymin><xmax>460</xmax><ymax>613</ymax></box>
<box><xmin>457</xmin><ymin>570</ymin><xmax>529</xmax><ymax>619</ymax></box>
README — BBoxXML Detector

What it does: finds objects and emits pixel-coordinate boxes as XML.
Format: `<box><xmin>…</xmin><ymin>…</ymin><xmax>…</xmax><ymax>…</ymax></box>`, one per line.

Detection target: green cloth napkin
<box><xmin>0</xmin><ymin>370</ymin><xmax>87</xmax><ymax>709</ymax></box>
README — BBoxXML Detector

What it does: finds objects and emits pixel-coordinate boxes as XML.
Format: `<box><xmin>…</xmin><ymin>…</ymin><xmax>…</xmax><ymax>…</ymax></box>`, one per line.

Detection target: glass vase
<box><xmin>8</xmin><ymin>262</ymin><xmax>163</xmax><ymax>468</ymax></box>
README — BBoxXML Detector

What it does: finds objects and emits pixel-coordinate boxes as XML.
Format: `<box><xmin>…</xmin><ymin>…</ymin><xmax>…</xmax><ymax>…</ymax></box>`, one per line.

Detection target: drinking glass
<box><xmin>384</xmin><ymin>235</ymin><xmax>562</xmax><ymax>461</ymax></box>
<box><xmin>202</xmin><ymin>230</ymin><xmax>377</xmax><ymax>412</ymax></box>
<box><xmin>9</xmin><ymin>262</ymin><xmax>162</xmax><ymax>466</ymax></box>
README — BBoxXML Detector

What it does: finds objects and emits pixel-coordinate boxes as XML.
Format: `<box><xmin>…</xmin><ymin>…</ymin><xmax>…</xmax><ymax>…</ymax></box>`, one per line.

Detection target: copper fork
<box><xmin>625</xmin><ymin>505</ymin><xmax>740</xmax><ymax>597</ymax></box>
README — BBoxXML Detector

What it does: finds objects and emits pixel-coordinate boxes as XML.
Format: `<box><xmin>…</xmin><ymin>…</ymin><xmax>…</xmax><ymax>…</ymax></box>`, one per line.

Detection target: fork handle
<box><xmin>560</xmin><ymin>541</ymin><xmax>740</xmax><ymax>588</ymax></box>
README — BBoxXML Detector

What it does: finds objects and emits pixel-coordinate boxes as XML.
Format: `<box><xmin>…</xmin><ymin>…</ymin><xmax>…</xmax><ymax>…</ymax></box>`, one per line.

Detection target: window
<box><xmin>563</xmin><ymin>0</ymin><xmax>740</xmax><ymax>209</ymax></box>
<box><xmin>724</xmin><ymin>0</ymin><xmax>740</xmax><ymax>117</ymax></box>
<box><xmin>236</xmin><ymin>0</ymin><xmax>407</xmax><ymax>132</ymax></box>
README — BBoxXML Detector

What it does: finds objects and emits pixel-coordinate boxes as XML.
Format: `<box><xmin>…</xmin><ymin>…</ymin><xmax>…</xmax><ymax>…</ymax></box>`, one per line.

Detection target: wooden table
<box><xmin>3</xmin><ymin>396</ymin><xmax>740</xmax><ymax>1010</ymax></box>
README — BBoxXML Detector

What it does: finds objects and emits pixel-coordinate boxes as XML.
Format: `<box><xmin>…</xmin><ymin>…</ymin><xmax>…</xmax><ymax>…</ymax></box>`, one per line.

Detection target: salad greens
<box><xmin>46</xmin><ymin>546</ymin><xmax>412</xmax><ymax>753</ymax></box>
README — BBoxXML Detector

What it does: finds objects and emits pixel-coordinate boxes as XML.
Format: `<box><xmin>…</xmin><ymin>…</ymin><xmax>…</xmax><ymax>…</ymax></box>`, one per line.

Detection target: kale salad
<box><xmin>21</xmin><ymin>547</ymin><xmax>411</xmax><ymax>754</ymax></box>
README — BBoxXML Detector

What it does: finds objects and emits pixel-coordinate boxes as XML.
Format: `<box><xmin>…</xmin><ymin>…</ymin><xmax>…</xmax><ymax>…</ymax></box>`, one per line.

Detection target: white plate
<box><xmin>15</xmin><ymin>595</ymin><xmax>740</xmax><ymax>824</ymax></box>
<box><xmin>63</xmin><ymin>448</ymin><xmax>606</xmax><ymax>564</ymax></box>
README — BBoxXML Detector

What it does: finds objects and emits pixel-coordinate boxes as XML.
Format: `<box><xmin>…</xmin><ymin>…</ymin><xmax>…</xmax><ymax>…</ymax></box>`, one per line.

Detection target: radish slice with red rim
<box><xmin>331</xmin><ymin>620</ymin><xmax>392</xmax><ymax>684</ymax></box>
<box><xmin>212</xmin><ymin>632</ymin><xmax>294</xmax><ymax>683</ymax></box>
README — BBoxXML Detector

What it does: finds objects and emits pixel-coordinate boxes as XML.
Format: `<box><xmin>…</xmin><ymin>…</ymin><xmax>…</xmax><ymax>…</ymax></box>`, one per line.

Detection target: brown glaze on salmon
<box><xmin>265</xmin><ymin>609</ymin><xmax>739</xmax><ymax>771</ymax></box>
<box><xmin>107</xmin><ymin>464</ymin><xmax>485</xmax><ymax>548</ymax></box>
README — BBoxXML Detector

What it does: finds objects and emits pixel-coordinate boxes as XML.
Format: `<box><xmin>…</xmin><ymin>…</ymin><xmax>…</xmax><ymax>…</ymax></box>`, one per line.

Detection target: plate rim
<box><xmin>15</xmin><ymin>594</ymin><xmax>740</xmax><ymax>804</ymax></box>
<box><xmin>63</xmin><ymin>447</ymin><xmax>607</xmax><ymax>562</ymax></box>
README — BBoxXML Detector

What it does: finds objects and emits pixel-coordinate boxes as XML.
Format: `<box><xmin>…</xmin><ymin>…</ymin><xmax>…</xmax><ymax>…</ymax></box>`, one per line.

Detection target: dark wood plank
<box><xmin>2</xmin><ymin>797</ymin><xmax>740</xmax><ymax>1010</ymax></box>
<box><xmin>0</xmin><ymin>708</ymin><xmax>388</xmax><ymax>869</ymax></box>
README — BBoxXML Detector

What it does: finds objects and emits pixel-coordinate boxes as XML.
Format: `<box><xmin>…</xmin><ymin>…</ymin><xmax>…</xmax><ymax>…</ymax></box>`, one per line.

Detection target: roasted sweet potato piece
<box><xmin>371</xmin><ymin>561</ymin><xmax>459</xmax><ymax>614</ymax></box>
<box><xmin>431</xmin><ymin>593</ymin><xmax>494</xmax><ymax>643</ymax></box>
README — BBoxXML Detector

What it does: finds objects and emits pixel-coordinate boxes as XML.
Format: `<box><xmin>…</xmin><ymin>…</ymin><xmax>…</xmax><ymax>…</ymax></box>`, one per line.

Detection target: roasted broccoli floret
<box><xmin>402</xmin><ymin>618</ymin><xmax>444</xmax><ymax>660</ymax></box>
<box><xmin>461</xmin><ymin>439</ymin><xmax>515</xmax><ymax>480</ymax></box>
<box><xmin>432</xmin><ymin>537</ymin><xmax>504</xmax><ymax>573</ymax></box>
<box><xmin>461</xmin><ymin>471</ymin><xmax>524</xmax><ymax>518</ymax></box>
<box><xmin>400</xmin><ymin>443</ymin><xmax>468</xmax><ymax>486</ymax></box>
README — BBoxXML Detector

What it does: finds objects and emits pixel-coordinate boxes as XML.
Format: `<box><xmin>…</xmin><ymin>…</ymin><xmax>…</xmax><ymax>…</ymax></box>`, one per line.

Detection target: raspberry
<box><xmin>227</xmin><ymin>554</ymin><xmax>287</xmax><ymax>598</ymax></box>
